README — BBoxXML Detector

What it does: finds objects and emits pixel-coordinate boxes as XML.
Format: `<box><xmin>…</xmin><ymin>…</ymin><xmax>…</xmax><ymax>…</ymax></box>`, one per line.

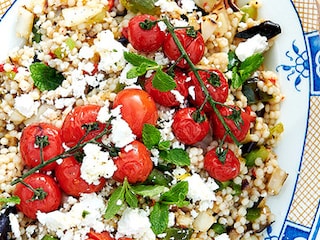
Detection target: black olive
<box><xmin>241</xmin><ymin>141</ymin><xmax>258</xmax><ymax>154</ymax></box>
<box><xmin>118</xmin><ymin>36</ymin><xmax>129</xmax><ymax>47</ymax></box>
<box><xmin>0</xmin><ymin>206</ymin><xmax>16</xmax><ymax>240</ymax></box>
<box><xmin>235</xmin><ymin>20</ymin><xmax>281</xmax><ymax>40</ymax></box>
<box><xmin>242</xmin><ymin>77</ymin><xmax>273</xmax><ymax>105</ymax></box>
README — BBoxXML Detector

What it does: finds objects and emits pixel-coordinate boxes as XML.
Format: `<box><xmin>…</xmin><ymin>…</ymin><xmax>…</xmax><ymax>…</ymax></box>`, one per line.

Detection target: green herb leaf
<box><xmin>125</xmin><ymin>188</ymin><xmax>138</xmax><ymax>208</ymax></box>
<box><xmin>211</xmin><ymin>223</ymin><xmax>226</xmax><ymax>234</ymax></box>
<box><xmin>0</xmin><ymin>196</ymin><xmax>20</xmax><ymax>205</ymax></box>
<box><xmin>164</xmin><ymin>227</ymin><xmax>193</xmax><ymax>240</ymax></box>
<box><xmin>82</xmin><ymin>210</ymin><xmax>90</xmax><ymax>218</ymax></box>
<box><xmin>150</xmin><ymin>202</ymin><xmax>169</xmax><ymax>235</ymax></box>
<box><xmin>246</xmin><ymin>207</ymin><xmax>261</xmax><ymax>221</ymax></box>
<box><xmin>124</xmin><ymin>51</ymin><xmax>158</xmax><ymax>67</ymax></box>
<box><xmin>30</xmin><ymin>62</ymin><xmax>65</xmax><ymax>91</ymax></box>
<box><xmin>152</xmin><ymin>69</ymin><xmax>176</xmax><ymax>92</ymax></box>
<box><xmin>158</xmin><ymin>140</ymin><xmax>170</xmax><ymax>151</ymax></box>
<box><xmin>142</xmin><ymin>124</ymin><xmax>161</xmax><ymax>149</ymax></box>
<box><xmin>131</xmin><ymin>185</ymin><xmax>166</xmax><ymax>197</ymax></box>
<box><xmin>32</xmin><ymin>18</ymin><xmax>41</xmax><ymax>43</ymax></box>
<box><xmin>160</xmin><ymin>148</ymin><xmax>190</xmax><ymax>166</ymax></box>
<box><xmin>104</xmin><ymin>186</ymin><xmax>125</xmax><ymax>219</ymax></box>
<box><xmin>160</xmin><ymin>181</ymin><xmax>189</xmax><ymax>207</ymax></box>
<box><xmin>145</xmin><ymin>168</ymin><xmax>173</xmax><ymax>187</ymax></box>
<box><xmin>41</xmin><ymin>235</ymin><xmax>59</xmax><ymax>240</ymax></box>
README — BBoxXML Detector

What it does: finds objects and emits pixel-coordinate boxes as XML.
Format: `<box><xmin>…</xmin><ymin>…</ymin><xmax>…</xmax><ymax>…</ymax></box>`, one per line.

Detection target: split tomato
<box><xmin>19</xmin><ymin>123</ymin><xmax>64</xmax><ymax>171</ymax></box>
<box><xmin>144</xmin><ymin>68</ymin><xmax>189</xmax><ymax>107</ymax></box>
<box><xmin>204</xmin><ymin>147</ymin><xmax>240</xmax><ymax>182</ymax></box>
<box><xmin>113</xmin><ymin>140</ymin><xmax>153</xmax><ymax>184</ymax></box>
<box><xmin>172</xmin><ymin>107</ymin><xmax>210</xmax><ymax>145</ymax></box>
<box><xmin>163</xmin><ymin>28</ymin><xmax>205</xmax><ymax>69</ymax></box>
<box><xmin>55</xmin><ymin>156</ymin><xmax>106</xmax><ymax>197</ymax></box>
<box><xmin>61</xmin><ymin>105</ymin><xmax>106</xmax><ymax>147</ymax></box>
<box><xmin>13</xmin><ymin>173</ymin><xmax>62</xmax><ymax>219</ymax></box>
<box><xmin>127</xmin><ymin>14</ymin><xmax>165</xmax><ymax>52</ymax></box>
<box><xmin>112</xmin><ymin>89</ymin><xmax>158</xmax><ymax>138</ymax></box>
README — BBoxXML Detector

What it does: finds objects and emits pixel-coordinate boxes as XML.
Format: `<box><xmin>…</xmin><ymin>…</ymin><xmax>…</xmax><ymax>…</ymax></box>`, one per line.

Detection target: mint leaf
<box><xmin>158</xmin><ymin>140</ymin><xmax>170</xmax><ymax>151</ymax></box>
<box><xmin>150</xmin><ymin>202</ymin><xmax>169</xmax><ymax>235</ymax></box>
<box><xmin>160</xmin><ymin>181</ymin><xmax>189</xmax><ymax>207</ymax></box>
<box><xmin>131</xmin><ymin>185</ymin><xmax>166</xmax><ymax>197</ymax></box>
<box><xmin>125</xmin><ymin>188</ymin><xmax>138</xmax><ymax>208</ymax></box>
<box><xmin>230</xmin><ymin>53</ymin><xmax>264</xmax><ymax>89</ymax></box>
<box><xmin>160</xmin><ymin>148</ymin><xmax>190</xmax><ymax>166</ymax></box>
<box><xmin>124</xmin><ymin>51</ymin><xmax>158</xmax><ymax>67</ymax></box>
<box><xmin>30</xmin><ymin>62</ymin><xmax>64</xmax><ymax>91</ymax></box>
<box><xmin>152</xmin><ymin>69</ymin><xmax>176</xmax><ymax>92</ymax></box>
<box><xmin>126</xmin><ymin>63</ymin><xmax>150</xmax><ymax>78</ymax></box>
<box><xmin>104</xmin><ymin>186</ymin><xmax>125</xmax><ymax>219</ymax></box>
<box><xmin>142</xmin><ymin>124</ymin><xmax>161</xmax><ymax>149</ymax></box>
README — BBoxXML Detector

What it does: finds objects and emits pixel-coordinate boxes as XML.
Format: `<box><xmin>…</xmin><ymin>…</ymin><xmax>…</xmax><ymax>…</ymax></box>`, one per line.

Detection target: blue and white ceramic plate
<box><xmin>1</xmin><ymin>0</ymin><xmax>319</xmax><ymax>239</ymax></box>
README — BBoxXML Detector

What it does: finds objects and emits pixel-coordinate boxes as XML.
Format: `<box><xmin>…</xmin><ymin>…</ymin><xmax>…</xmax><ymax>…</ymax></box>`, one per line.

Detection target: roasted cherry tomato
<box><xmin>61</xmin><ymin>105</ymin><xmax>106</xmax><ymax>147</ymax></box>
<box><xmin>87</xmin><ymin>230</ymin><xmax>133</xmax><ymax>240</ymax></box>
<box><xmin>113</xmin><ymin>140</ymin><xmax>153</xmax><ymax>184</ymax></box>
<box><xmin>106</xmin><ymin>0</ymin><xmax>114</xmax><ymax>11</ymax></box>
<box><xmin>144</xmin><ymin>69</ymin><xmax>189</xmax><ymax>107</ymax></box>
<box><xmin>188</xmin><ymin>69</ymin><xmax>228</xmax><ymax>112</ymax></box>
<box><xmin>204</xmin><ymin>147</ymin><xmax>240</xmax><ymax>182</ymax></box>
<box><xmin>172</xmin><ymin>107</ymin><xmax>210</xmax><ymax>145</ymax></box>
<box><xmin>13</xmin><ymin>173</ymin><xmax>62</xmax><ymax>219</ymax></box>
<box><xmin>20</xmin><ymin>123</ymin><xmax>64</xmax><ymax>171</ymax></box>
<box><xmin>112</xmin><ymin>89</ymin><xmax>158</xmax><ymax>138</ymax></box>
<box><xmin>210</xmin><ymin>105</ymin><xmax>252</xmax><ymax>143</ymax></box>
<box><xmin>127</xmin><ymin>14</ymin><xmax>165</xmax><ymax>52</ymax></box>
<box><xmin>163</xmin><ymin>29</ymin><xmax>205</xmax><ymax>69</ymax></box>
<box><xmin>55</xmin><ymin>156</ymin><xmax>106</xmax><ymax>197</ymax></box>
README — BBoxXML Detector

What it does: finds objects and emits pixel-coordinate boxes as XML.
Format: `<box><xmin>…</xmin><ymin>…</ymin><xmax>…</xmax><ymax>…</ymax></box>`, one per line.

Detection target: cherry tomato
<box><xmin>113</xmin><ymin>140</ymin><xmax>153</xmax><ymax>184</ymax></box>
<box><xmin>61</xmin><ymin>105</ymin><xmax>106</xmax><ymax>147</ymax></box>
<box><xmin>210</xmin><ymin>105</ymin><xmax>252</xmax><ymax>143</ymax></box>
<box><xmin>112</xmin><ymin>89</ymin><xmax>158</xmax><ymax>138</ymax></box>
<box><xmin>55</xmin><ymin>156</ymin><xmax>106</xmax><ymax>197</ymax></box>
<box><xmin>106</xmin><ymin>0</ymin><xmax>114</xmax><ymax>11</ymax></box>
<box><xmin>127</xmin><ymin>14</ymin><xmax>165</xmax><ymax>52</ymax></box>
<box><xmin>204</xmin><ymin>147</ymin><xmax>240</xmax><ymax>182</ymax></box>
<box><xmin>87</xmin><ymin>230</ymin><xmax>114</xmax><ymax>240</ymax></box>
<box><xmin>188</xmin><ymin>69</ymin><xmax>228</xmax><ymax>112</ymax></box>
<box><xmin>172</xmin><ymin>107</ymin><xmax>210</xmax><ymax>145</ymax></box>
<box><xmin>20</xmin><ymin>123</ymin><xmax>64</xmax><ymax>171</ymax></box>
<box><xmin>144</xmin><ymin>68</ymin><xmax>189</xmax><ymax>107</ymax></box>
<box><xmin>163</xmin><ymin>29</ymin><xmax>205</xmax><ymax>69</ymax></box>
<box><xmin>13</xmin><ymin>173</ymin><xmax>62</xmax><ymax>219</ymax></box>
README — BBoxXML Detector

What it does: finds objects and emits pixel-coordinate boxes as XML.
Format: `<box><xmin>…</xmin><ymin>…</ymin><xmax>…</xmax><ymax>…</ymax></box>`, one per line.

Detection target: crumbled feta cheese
<box><xmin>188</xmin><ymin>86</ymin><xmax>196</xmax><ymax>100</ymax></box>
<box><xmin>235</xmin><ymin>34</ymin><xmax>268</xmax><ymax>61</ymax></box>
<box><xmin>97</xmin><ymin>101</ymin><xmax>111</xmax><ymax>123</ymax></box>
<box><xmin>109</xmin><ymin>117</ymin><xmax>136</xmax><ymax>148</ymax></box>
<box><xmin>185</xmin><ymin>173</ymin><xmax>219</xmax><ymax>211</ymax></box>
<box><xmin>215</xmin><ymin>233</ymin><xmax>231</xmax><ymax>240</ymax></box>
<box><xmin>155</xmin><ymin>0</ymin><xmax>180</xmax><ymax>13</ymax></box>
<box><xmin>9</xmin><ymin>213</ymin><xmax>21</xmax><ymax>240</ymax></box>
<box><xmin>181</xmin><ymin>0</ymin><xmax>197</xmax><ymax>12</ymax></box>
<box><xmin>170</xmin><ymin>89</ymin><xmax>185</xmax><ymax>106</ymax></box>
<box><xmin>116</xmin><ymin>208</ymin><xmax>156</xmax><ymax>240</ymax></box>
<box><xmin>154</xmin><ymin>52</ymin><xmax>169</xmax><ymax>66</ymax></box>
<box><xmin>95</xmin><ymin>30</ymin><xmax>127</xmax><ymax>73</ymax></box>
<box><xmin>78</xmin><ymin>45</ymin><xmax>94</xmax><ymax>59</ymax></box>
<box><xmin>14</xmin><ymin>94</ymin><xmax>39</xmax><ymax>118</ymax></box>
<box><xmin>37</xmin><ymin>193</ymin><xmax>107</xmax><ymax>240</ymax></box>
<box><xmin>81</xmin><ymin>143</ymin><xmax>117</xmax><ymax>185</ymax></box>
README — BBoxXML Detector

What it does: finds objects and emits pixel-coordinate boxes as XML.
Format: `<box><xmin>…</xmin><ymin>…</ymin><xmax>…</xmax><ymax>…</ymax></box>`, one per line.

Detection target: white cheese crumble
<box><xmin>155</xmin><ymin>0</ymin><xmax>181</xmax><ymax>13</ymax></box>
<box><xmin>116</xmin><ymin>208</ymin><xmax>156</xmax><ymax>240</ymax></box>
<box><xmin>185</xmin><ymin>173</ymin><xmax>219</xmax><ymax>211</ymax></box>
<box><xmin>235</xmin><ymin>34</ymin><xmax>268</xmax><ymax>61</ymax></box>
<box><xmin>78</xmin><ymin>45</ymin><xmax>94</xmax><ymax>59</ymax></box>
<box><xmin>181</xmin><ymin>0</ymin><xmax>197</xmax><ymax>12</ymax></box>
<box><xmin>95</xmin><ymin>30</ymin><xmax>127</xmax><ymax>73</ymax></box>
<box><xmin>14</xmin><ymin>94</ymin><xmax>39</xmax><ymax>118</ymax></box>
<box><xmin>9</xmin><ymin>213</ymin><xmax>21</xmax><ymax>240</ymax></box>
<box><xmin>80</xmin><ymin>143</ymin><xmax>117</xmax><ymax>185</ymax></box>
<box><xmin>215</xmin><ymin>233</ymin><xmax>231</xmax><ymax>240</ymax></box>
<box><xmin>37</xmin><ymin>193</ymin><xmax>107</xmax><ymax>240</ymax></box>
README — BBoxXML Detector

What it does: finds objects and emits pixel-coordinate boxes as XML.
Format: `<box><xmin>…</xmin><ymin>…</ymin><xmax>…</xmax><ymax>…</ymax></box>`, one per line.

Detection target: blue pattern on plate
<box><xmin>276</xmin><ymin>40</ymin><xmax>310</xmax><ymax>92</ymax></box>
<box><xmin>306</xmin><ymin>31</ymin><xmax>320</xmax><ymax>96</ymax></box>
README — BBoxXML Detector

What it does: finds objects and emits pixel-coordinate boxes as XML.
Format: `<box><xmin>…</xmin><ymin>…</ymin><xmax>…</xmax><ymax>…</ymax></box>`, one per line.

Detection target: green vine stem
<box><xmin>161</xmin><ymin>17</ymin><xmax>240</xmax><ymax>146</ymax></box>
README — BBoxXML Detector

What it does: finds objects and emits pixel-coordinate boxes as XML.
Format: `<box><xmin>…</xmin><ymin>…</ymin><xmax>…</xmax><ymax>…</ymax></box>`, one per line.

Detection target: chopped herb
<box><xmin>0</xmin><ymin>196</ymin><xmax>20</xmax><ymax>205</ymax></box>
<box><xmin>82</xmin><ymin>210</ymin><xmax>90</xmax><ymax>218</ymax></box>
<box><xmin>159</xmin><ymin>148</ymin><xmax>190</xmax><ymax>167</ymax></box>
<box><xmin>30</xmin><ymin>62</ymin><xmax>65</xmax><ymax>91</ymax></box>
<box><xmin>150</xmin><ymin>202</ymin><xmax>169</xmax><ymax>234</ymax></box>
<box><xmin>246</xmin><ymin>207</ymin><xmax>261</xmax><ymax>221</ymax></box>
<box><xmin>142</xmin><ymin>124</ymin><xmax>161</xmax><ymax>149</ymax></box>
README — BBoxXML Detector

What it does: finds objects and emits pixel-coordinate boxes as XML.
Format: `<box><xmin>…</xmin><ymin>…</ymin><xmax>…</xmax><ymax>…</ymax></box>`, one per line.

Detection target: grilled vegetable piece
<box><xmin>235</xmin><ymin>20</ymin><xmax>281</xmax><ymax>39</ymax></box>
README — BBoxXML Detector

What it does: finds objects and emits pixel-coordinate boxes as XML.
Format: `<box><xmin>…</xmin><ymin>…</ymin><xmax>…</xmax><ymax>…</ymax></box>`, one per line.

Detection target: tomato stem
<box><xmin>162</xmin><ymin>17</ymin><xmax>240</xmax><ymax>146</ymax></box>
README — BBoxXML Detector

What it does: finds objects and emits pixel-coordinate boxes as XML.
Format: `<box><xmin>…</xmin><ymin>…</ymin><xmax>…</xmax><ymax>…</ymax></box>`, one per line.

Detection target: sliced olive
<box><xmin>242</xmin><ymin>77</ymin><xmax>273</xmax><ymax>105</ymax></box>
<box><xmin>0</xmin><ymin>206</ymin><xmax>16</xmax><ymax>240</ymax></box>
<box><xmin>235</xmin><ymin>20</ymin><xmax>281</xmax><ymax>39</ymax></box>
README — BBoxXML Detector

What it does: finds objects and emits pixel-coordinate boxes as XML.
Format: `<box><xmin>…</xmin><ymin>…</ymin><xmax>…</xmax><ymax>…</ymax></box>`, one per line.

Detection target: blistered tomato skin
<box><xmin>13</xmin><ymin>173</ymin><xmax>62</xmax><ymax>219</ymax></box>
<box><xmin>127</xmin><ymin>14</ymin><xmax>165</xmax><ymax>52</ymax></box>
<box><xmin>189</xmin><ymin>69</ymin><xmax>229</xmax><ymax>112</ymax></box>
<box><xmin>163</xmin><ymin>29</ymin><xmax>205</xmax><ymax>69</ymax></box>
<box><xmin>113</xmin><ymin>140</ymin><xmax>153</xmax><ymax>184</ymax></box>
<box><xmin>20</xmin><ymin>123</ymin><xmax>64</xmax><ymax>171</ymax></box>
<box><xmin>55</xmin><ymin>156</ymin><xmax>106</xmax><ymax>197</ymax></box>
<box><xmin>172</xmin><ymin>107</ymin><xmax>210</xmax><ymax>145</ymax></box>
<box><xmin>112</xmin><ymin>88</ymin><xmax>158</xmax><ymax>138</ymax></box>
<box><xmin>204</xmin><ymin>148</ymin><xmax>240</xmax><ymax>182</ymax></box>
<box><xmin>210</xmin><ymin>105</ymin><xmax>252</xmax><ymax>143</ymax></box>
<box><xmin>61</xmin><ymin>105</ymin><xmax>106</xmax><ymax>147</ymax></box>
<box><xmin>144</xmin><ymin>69</ymin><xmax>189</xmax><ymax>107</ymax></box>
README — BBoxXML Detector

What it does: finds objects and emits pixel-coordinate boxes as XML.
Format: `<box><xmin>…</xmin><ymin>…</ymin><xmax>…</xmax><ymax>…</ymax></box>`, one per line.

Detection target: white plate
<box><xmin>0</xmin><ymin>0</ymin><xmax>312</xmax><ymax>239</ymax></box>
